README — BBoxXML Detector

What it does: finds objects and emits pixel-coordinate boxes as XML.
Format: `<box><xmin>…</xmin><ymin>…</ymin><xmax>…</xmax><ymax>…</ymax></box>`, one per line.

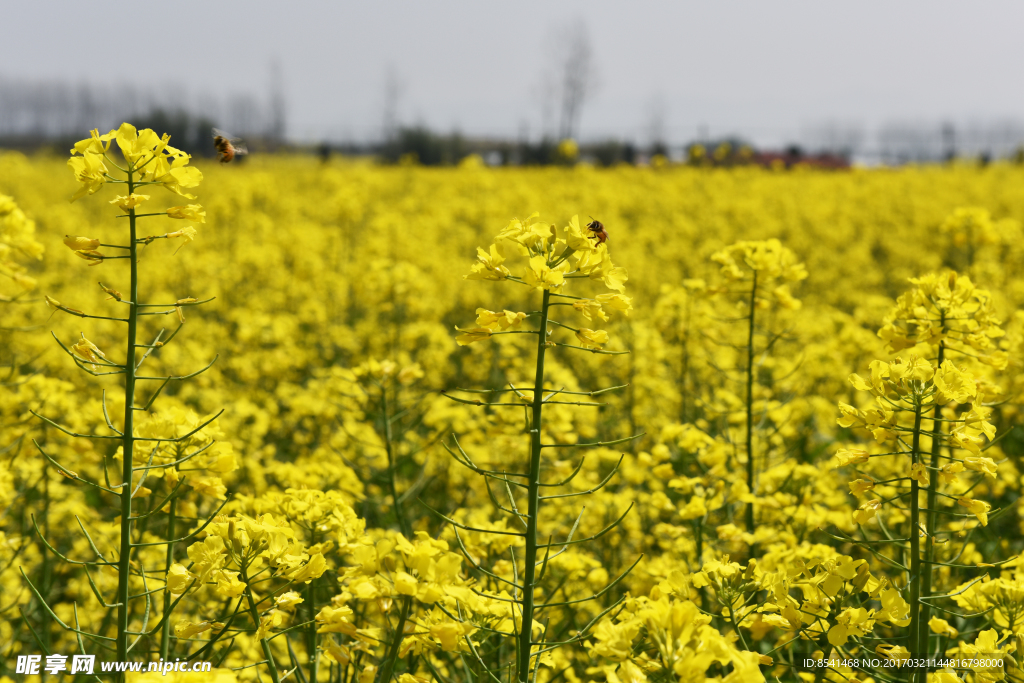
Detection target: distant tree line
<box><xmin>374</xmin><ymin>128</ymin><xmax>644</xmax><ymax>166</ymax></box>
<box><xmin>4</xmin><ymin>77</ymin><xmax>1024</xmax><ymax>166</ymax></box>
<box><xmin>0</xmin><ymin>76</ymin><xmax>285</xmax><ymax>154</ymax></box>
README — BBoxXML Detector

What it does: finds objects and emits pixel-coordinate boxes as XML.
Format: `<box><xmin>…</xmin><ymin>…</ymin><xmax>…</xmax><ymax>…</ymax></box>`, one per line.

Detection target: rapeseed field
<box><xmin>3</xmin><ymin>127</ymin><xmax>1024</xmax><ymax>683</ymax></box>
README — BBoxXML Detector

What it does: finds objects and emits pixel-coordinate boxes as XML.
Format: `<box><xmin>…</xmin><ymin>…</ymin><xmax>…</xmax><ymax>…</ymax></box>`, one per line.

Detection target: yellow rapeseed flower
<box><xmin>63</xmin><ymin>235</ymin><xmax>100</xmax><ymax>251</ymax></box>
<box><xmin>957</xmin><ymin>497</ymin><xmax>991</xmax><ymax>526</ymax></box>
<box><xmin>109</xmin><ymin>193</ymin><xmax>150</xmax><ymax>212</ymax></box>
<box><xmin>454</xmin><ymin>326</ymin><xmax>492</xmax><ymax>346</ymax></box>
<box><xmin>575</xmin><ymin>328</ymin><xmax>609</xmax><ymax>350</ymax></box>
<box><xmin>167</xmin><ymin>204</ymin><xmax>207</xmax><ymax>223</ymax></box>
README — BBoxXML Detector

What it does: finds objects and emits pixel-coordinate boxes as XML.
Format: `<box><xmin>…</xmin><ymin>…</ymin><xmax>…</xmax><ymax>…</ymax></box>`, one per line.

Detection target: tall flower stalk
<box><xmin>833</xmin><ymin>271</ymin><xmax>1009</xmax><ymax>682</ymax></box>
<box><xmin>28</xmin><ymin>124</ymin><xmax>218</xmax><ymax>674</ymax></box>
<box><xmin>438</xmin><ymin>214</ymin><xmax>642</xmax><ymax>682</ymax></box>
<box><xmin>342</xmin><ymin>358</ymin><xmax>432</xmax><ymax>538</ymax></box>
<box><xmin>708</xmin><ymin>239</ymin><xmax>807</xmax><ymax>537</ymax></box>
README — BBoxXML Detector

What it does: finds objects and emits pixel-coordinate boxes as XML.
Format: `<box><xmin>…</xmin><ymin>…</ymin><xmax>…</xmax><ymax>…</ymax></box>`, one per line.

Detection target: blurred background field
<box><xmin>7</xmin><ymin>154</ymin><xmax>1024</xmax><ymax>452</ymax></box>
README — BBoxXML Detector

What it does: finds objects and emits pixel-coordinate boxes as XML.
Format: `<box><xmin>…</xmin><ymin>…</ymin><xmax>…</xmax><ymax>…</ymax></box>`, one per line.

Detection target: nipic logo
<box><xmin>16</xmin><ymin>655</ymin><xmax>95</xmax><ymax>675</ymax></box>
<box><xmin>15</xmin><ymin>655</ymin><xmax>213</xmax><ymax>675</ymax></box>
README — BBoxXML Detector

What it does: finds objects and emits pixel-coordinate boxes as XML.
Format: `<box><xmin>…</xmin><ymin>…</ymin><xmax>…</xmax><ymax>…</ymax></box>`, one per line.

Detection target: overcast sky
<box><xmin>4</xmin><ymin>1</ymin><xmax>1024</xmax><ymax>147</ymax></box>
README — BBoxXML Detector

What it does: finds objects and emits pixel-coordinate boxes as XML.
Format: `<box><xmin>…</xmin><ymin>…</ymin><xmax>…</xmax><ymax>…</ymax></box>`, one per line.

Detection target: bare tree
<box><xmin>535</xmin><ymin>77</ymin><xmax>557</xmax><ymax>141</ymax></box>
<box><xmin>543</xmin><ymin>19</ymin><xmax>597</xmax><ymax>141</ymax></box>
<box><xmin>801</xmin><ymin>121</ymin><xmax>865</xmax><ymax>156</ymax></box>
<box><xmin>645</xmin><ymin>92</ymin><xmax>668</xmax><ymax>152</ymax></box>
<box><xmin>228</xmin><ymin>93</ymin><xmax>263</xmax><ymax>137</ymax></box>
<box><xmin>381</xmin><ymin>65</ymin><xmax>404</xmax><ymax>144</ymax></box>
<box><xmin>268</xmin><ymin>58</ymin><xmax>287</xmax><ymax>144</ymax></box>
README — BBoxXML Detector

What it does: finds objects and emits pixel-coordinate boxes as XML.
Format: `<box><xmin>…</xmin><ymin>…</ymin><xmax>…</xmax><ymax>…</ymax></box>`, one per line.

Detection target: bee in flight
<box><xmin>586</xmin><ymin>218</ymin><xmax>609</xmax><ymax>245</ymax></box>
<box><xmin>212</xmin><ymin>128</ymin><xmax>248</xmax><ymax>163</ymax></box>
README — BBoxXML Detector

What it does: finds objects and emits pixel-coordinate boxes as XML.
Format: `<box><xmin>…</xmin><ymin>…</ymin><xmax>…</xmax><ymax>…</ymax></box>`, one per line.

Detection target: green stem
<box><xmin>378</xmin><ymin>596</ymin><xmax>411</xmax><ymax>683</ymax></box>
<box><xmin>967</xmin><ymin>224</ymin><xmax>975</xmax><ymax>269</ymax></box>
<box><xmin>695</xmin><ymin>519</ymin><xmax>708</xmax><ymax>612</ymax></box>
<box><xmin>518</xmin><ymin>289</ymin><xmax>551</xmax><ymax>682</ymax></box>
<box><xmin>242</xmin><ymin>567</ymin><xmax>281</xmax><ymax>683</ymax></box>
<box><xmin>727</xmin><ymin>604</ymin><xmax>749</xmax><ymax>651</ymax></box>
<box><xmin>40</xmin><ymin>471</ymin><xmax>52</xmax><ymax>676</ymax></box>
<box><xmin>307</xmin><ymin>532</ymin><xmax>319</xmax><ymax>683</ymax></box>
<box><xmin>745</xmin><ymin>271</ymin><xmax>757</xmax><ymax>535</ymax></box>
<box><xmin>160</xmin><ymin>495</ymin><xmax>177</xmax><ymax>660</ymax></box>
<box><xmin>680</xmin><ymin>296</ymin><xmax>692</xmax><ymax>423</ymax></box>
<box><xmin>381</xmin><ymin>386</ymin><xmax>411</xmax><ymax>538</ymax></box>
<box><xmin>115</xmin><ymin>165</ymin><xmax>140</xmax><ymax>672</ymax></box>
<box><xmin>918</xmin><ymin>337</ymin><xmax>944</xmax><ymax>661</ymax></box>
<box><xmin>908</xmin><ymin>401</ymin><xmax>924</xmax><ymax>683</ymax></box>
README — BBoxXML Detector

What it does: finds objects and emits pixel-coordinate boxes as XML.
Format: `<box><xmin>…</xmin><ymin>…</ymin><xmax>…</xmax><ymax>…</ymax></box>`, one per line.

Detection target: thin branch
<box><xmin>536</xmin><ymin>554</ymin><xmax>643</xmax><ymax>609</ymax></box>
<box><xmin>536</xmin><ymin>503</ymin><xmax>634</xmax><ymax>548</ymax></box>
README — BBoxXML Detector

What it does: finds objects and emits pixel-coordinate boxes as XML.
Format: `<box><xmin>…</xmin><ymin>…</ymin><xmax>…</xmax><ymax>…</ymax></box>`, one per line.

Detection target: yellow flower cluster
<box><xmin>69</xmin><ymin>123</ymin><xmax>203</xmax><ymax>201</ymax></box>
<box><xmin>0</xmin><ymin>193</ymin><xmax>43</xmax><ymax>296</ymax></box>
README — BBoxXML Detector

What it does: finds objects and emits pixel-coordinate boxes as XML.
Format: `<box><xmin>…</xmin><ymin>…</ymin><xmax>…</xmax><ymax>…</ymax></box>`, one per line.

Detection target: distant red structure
<box><xmin>686</xmin><ymin>143</ymin><xmax>851</xmax><ymax>169</ymax></box>
<box><xmin>751</xmin><ymin>149</ymin><xmax>850</xmax><ymax>170</ymax></box>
